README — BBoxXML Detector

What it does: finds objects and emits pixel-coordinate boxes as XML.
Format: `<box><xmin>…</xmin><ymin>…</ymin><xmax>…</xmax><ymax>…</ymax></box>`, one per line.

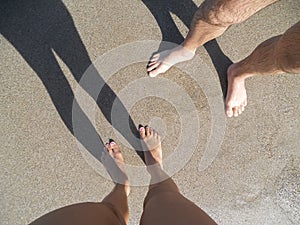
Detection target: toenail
<box><xmin>139</xmin><ymin>127</ymin><xmax>145</xmax><ymax>131</ymax></box>
<box><xmin>226</xmin><ymin>111</ymin><xmax>233</xmax><ymax>117</ymax></box>
<box><xmin>110</xmin><ymin>141</ymin><xmax>116</xmax><ymax>146</ymax></box>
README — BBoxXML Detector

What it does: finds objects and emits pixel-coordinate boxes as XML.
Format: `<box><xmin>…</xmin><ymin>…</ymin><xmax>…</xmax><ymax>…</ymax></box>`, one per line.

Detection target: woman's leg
<box><xmin>29</xmin><ymin>141</ymin><xmax>130</xmax><ymax>225</ymax></box>
<box><xmin>138</xmin><ymin>125</ymin><xmax>217</xmax><ymax>225</ymax></box>
<box><xmin>225</xmin><ymin>21</ymin><xmax>300</xmax><ymax>117</ymax></box>
<box><xmin>147</xmin><ymin>0</ymin><xmax>278</xmax><ymax>77</ymax></box>
<box><xmin>101</xmin><ymin>141</ymin><xmax>130</xmax><ymax>224</ymax></box>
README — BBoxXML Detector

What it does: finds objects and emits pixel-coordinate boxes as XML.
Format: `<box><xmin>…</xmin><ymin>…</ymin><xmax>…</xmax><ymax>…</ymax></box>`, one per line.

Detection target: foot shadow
<box><xmin>142</xmin><ymin>0</ymin><xmax>232</xmax><ymax>97</ymax></box>
<box><xmin>0</xmin><ymin>0</ymin><xmax>145</xmax><ymax>162</ymax></box>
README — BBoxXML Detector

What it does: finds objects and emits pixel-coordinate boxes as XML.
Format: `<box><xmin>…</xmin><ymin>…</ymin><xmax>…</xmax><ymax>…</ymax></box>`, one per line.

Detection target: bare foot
<box><xmin>139</xmin><ymin>125</ymin><xmax>162</xmax><ymax>167</ymax></box>
<box><xmin>101</xmin><ymin>140</ymin><xmax>130</xmax><ymax>195</ymax></box>
<box><xmin>226</xmin><ymin>63</ymin><xmax>248</xmax><ymax>117</ymax></box>
<box><xmin>147</xmin><ymin>46</ymin><xmax>195</xmax><ymax>77</ymax></box>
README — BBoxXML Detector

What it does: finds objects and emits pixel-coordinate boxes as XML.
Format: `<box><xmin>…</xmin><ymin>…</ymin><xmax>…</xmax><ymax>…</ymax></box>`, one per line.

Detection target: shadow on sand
<box><xmin>0</xmin><ymin>0</ymin><xmax>144</xmax><ymax>162</ymax></box>
<box><xmin>1</xmin><ymin>0</ymin><xmax>231</xmax><ymax>223</ymax></box>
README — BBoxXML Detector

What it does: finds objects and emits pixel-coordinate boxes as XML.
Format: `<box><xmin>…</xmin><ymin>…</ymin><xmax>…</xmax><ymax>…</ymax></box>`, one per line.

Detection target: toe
<box><xmin>110</xmin><ymin>140</ymin><xmax>118</xmax><ymax>150</ymax></box>
<box><xmin>152</xmin><ymin>129</ymin><xmax>157</xmax><ymax>137</ymax></box>
<box><xmin>149</xmin><ymin>65</ymin><xmax>167</xmax><ymax>77</ymax></box>
<box><xmin>148</xmin><ymin>70</ymin><xmax>159</xmax><ymax>78</ymax></box>
<box><xmin>153</xmin><ymin>130</ymin><xmax>161</xmax><ymax>140</ymax></box>
<box><xmin>108</xmin><ymin>140</ymin><xmax>123</xmax><ymax>161</ymax></box>
<box><xmin>145</xmin><ymin>125</ymin><xmax>151</xmax><ymax>136</ymax></box>
<box><xmin>147</xmin><ymin>62</ymin><xmax>160</xmax><ymax>72</ymax></box>
<box><xmin>139</xmin><ymin>126</ymin><xmax>146</xmax><ymax>139</ymax></box>
<box><xmin>226</xmin><ymin>104</ymin><xmax>233</xmax><ymax>118</ymax></box>
<box><xmin>105</xmin><ymin>143</ymin><xmax>113</xmax><ymax>156</ymax></box>
<box><xmin>147</xmin><ymin>61</ymin><xmax>157</xmax><ymax>67</ymax></box>
<box><xmin>233</xmin><ymin>107</ymin><xmax>239</xmax><ymax>117</ymax></box>
<box><xmin>150</xmin><ymin>54</ymin><xmax>159</xmax><ymax>62</ymax></box>
<box><xmin>151</xmin><ymin>53</ymin><xmax>159</xmax><ymax>59</ymax></box>
<box><xmin>109</xmin><ymin>140</ymin><xmax>121</xmax><ymax>154</ymax></box>
<box><xmin>105</xmin><ymin>143</ymin><xmax>111</xmax><ymax>151</ymax></box>
<box><xmin>113</xmin><ymin>145</ymin><xmax>121</xmax><ymax>153</ymax></box>
<box><xmin>241</xmin><ymin>105</ymin><xmax>245</xmax><ymax>112</ymax></box>
<box><xmin>237</xmin><ymin>106</ymin><xmax>242</xmax><ymax>115</ymax></box>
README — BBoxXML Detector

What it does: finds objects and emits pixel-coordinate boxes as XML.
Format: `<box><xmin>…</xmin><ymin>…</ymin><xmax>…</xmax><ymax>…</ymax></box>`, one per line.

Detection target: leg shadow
<box><xmin>0</xmin><ymin>0</ymin><xmax>144</xmax><ymax>162</ymax></box>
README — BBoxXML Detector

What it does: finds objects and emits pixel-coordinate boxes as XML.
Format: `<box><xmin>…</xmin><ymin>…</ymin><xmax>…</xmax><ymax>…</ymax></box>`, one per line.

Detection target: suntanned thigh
<box><xmin>30</xmin><ymin>203</ymin><xmax>125</xmax><ymax>225</ymax></box>
<box><xmin>140</xmin><ymin>192</ymin><xmax>217</xmax><ymax>225</ymax></box>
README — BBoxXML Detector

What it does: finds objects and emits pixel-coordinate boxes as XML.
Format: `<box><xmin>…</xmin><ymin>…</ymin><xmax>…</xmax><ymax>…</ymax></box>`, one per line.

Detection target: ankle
<box><xmin>228</xmin><ymin>63</ymin><xmax>251</xmax><ymax>82</ymax></box>
<box><xmin>144</xmin><ymin>151</ymin><xmax>162</xmax><ymax>166</ymax></box>
<box><xmin>115</xmin><ymin>183</ymin><xmax>130</xmax><ymax>196</ymax></box>
<box><xmin>146</xmin><ymin>162</ymin><xmax>163</xmax><ymax>171</ymax></box>
<box><xmin>181</xmin><ymin>41</ymin><xmax>197</xmax><ymax>54</ymax></box>
<box><xmin>147</xmin><ymin>164</ymin><xmax>169</xmax><ymax>182</ymax></box>
<box><xmin>124</xmin><ymin>184</ymin><xmax>130</xmax><ymax>196</ymax></box>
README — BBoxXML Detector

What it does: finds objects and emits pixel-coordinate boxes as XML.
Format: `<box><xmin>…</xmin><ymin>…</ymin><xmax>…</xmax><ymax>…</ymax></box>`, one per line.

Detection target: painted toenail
<box><xmin>139</xmin><ymin>127</ymin><xmax>145</xmax><ymax>131</ymax></box>
<box><xmin>110</xmin><ymin>141</ymin><xmax>116</xmax><ymax>146</ymax></box>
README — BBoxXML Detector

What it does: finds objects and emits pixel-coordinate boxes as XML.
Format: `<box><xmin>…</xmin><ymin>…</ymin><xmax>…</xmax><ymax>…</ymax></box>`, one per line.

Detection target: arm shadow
<box><xmin>142</xmin><ymin>0</ymin><xmax>232</xmax><ymax>97</ymax></box>
<box><xmin>0</xmin><ymin>0</ymin><xmax>145</xmax><ymax>162</ymax></box>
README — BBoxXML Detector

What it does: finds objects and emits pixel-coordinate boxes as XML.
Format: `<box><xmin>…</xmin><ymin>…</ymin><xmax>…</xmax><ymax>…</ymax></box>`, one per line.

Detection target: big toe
<box><xmin>108</xmin><ymin>141</ymin><xmax>125</xmax><ymax>165</ymax></box>
<box><xmin>139</xmin><ymin>125</ymin><xmax>146</xmax><ymax>139</ymax></box>
<box><xmin>148</xmin><ymin>64</ymin><xmax>169</xmax><ymax>77</ymax></box>
<box><xmin>110</xmin><ymin>140</ymin><xmax>119</xmax><ymax>151</ymax></box>
<box><xmin>148</xmin><ymin>68</ymin><xmax>160</xmax><ymax>77</ymax></box>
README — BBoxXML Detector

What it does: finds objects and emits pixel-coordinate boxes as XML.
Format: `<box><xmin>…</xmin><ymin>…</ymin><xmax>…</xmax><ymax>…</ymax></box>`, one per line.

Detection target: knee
<box><xmin>275</xmin><ymin>26</ymin><xmax>300</xmax><ymax>73</ymax></box>
<box><xmin>199</xmin><ymin>0</ymin><xmax>246</xmax><ymax>27</ymax></box>
<box><xmin>276</xmin><ymin>51</ymin><xmax>300</xmax><ymax>74</ymax></box>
